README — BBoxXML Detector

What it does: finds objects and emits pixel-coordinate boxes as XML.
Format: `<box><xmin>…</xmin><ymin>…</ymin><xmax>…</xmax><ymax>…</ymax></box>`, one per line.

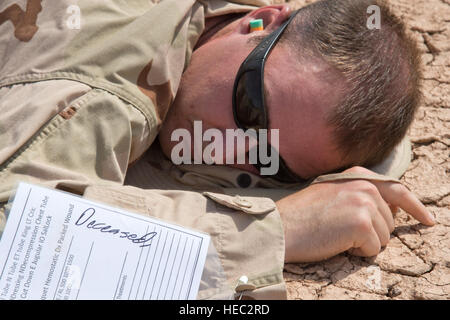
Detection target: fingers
<box><xmin>371</xmin><ymin>181</ymin><xmax>435</xmax><ymax>226</ymax></box>
<box><xmin>389</xmin><ymin>204</ymin><xmax>399</xmax><ymax>214</ymax></box>
<box><xmin>370</xmin><ymin>209</ymin><xmax>391</xmax><ymax>246</ymax></box>
<box><xmin>348</xmin><ymin>205</ymin><xmax>388</xmax><ymax>257</ymax></box>
<box><xmin>350</xmin><ymin>225</ymin><xmax>381</xmax><ymax>257</ymax></box>
<box><xmin>362</xmin><ymin>198</ymin><xmax>391</xmax><ymax>248</ymax></box>
<box><xmin>344</xmin><ymin>166</ymin><xmax>434</xmax><ymax>226</ymax></box>
<box><xmin>370</xmin><ymin>188</ymin><xmax>395</xmax><ymax>233</ymax></box>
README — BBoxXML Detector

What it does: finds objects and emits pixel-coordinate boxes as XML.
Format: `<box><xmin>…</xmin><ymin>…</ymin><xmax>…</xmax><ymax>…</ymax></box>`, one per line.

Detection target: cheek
<box><xmin>183</xmin><ymin>49</ymin><xmax>239</xmax><ymax>126</ymax></box>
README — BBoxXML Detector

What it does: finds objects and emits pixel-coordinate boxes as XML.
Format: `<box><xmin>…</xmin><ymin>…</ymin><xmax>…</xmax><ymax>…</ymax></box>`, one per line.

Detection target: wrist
<box><xmin>276</xmin><ymin>199</ymin><xmax>295</xmax><ymax>263</ymax></box>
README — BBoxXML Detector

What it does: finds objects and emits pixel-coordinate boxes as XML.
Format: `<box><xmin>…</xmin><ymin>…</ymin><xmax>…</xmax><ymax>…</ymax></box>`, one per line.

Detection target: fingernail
<box><xmin>428</xmin><ymin>212</ymin><xmax>435</xmax><ymax>224</ymax></box>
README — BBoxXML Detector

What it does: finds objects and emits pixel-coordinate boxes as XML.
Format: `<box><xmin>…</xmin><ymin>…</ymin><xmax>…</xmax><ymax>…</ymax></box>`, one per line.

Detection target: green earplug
<box><xmin>249</xmin><ymin>19</ymin><xmax>264</xmax><ymax>32</ymax></box>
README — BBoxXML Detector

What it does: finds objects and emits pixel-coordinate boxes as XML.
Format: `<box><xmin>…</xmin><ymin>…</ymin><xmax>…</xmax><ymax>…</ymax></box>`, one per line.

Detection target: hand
<box><xmin>276</xmin><ymin>166</ymin><xmax>435</xmax><ymax>263</ymax></box>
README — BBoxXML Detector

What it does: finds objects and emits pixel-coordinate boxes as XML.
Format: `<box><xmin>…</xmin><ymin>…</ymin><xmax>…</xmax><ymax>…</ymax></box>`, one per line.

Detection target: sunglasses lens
<box><xmin>234</xmin><ymin>71</ymin><xmax>266</xmax><ymax>130</ymax></box>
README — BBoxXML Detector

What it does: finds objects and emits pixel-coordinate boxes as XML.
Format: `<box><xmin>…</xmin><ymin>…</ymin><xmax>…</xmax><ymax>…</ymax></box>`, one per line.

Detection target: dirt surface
<box><xmin>283</xmin><ymin>0</ymin><xmax>450</xmax><ymax>300</ymax></box>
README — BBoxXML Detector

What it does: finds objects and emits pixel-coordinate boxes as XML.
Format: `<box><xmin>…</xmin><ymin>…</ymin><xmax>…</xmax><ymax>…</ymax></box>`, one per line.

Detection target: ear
<box><xmin>237</xmin><ymin>5</ymin><xmax>292</xmax><ymax>35</ymax></box>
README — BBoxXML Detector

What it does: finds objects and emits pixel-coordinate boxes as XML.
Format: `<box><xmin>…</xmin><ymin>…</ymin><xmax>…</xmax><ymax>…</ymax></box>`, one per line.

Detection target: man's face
<box><xmin>159</xmin><ymin>5</ymin><xmax>348</xmax><ymax>179</ymax></box>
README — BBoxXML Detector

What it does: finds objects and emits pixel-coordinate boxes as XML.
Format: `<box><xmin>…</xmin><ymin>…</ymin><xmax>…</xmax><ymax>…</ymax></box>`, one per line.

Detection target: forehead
<box><xmin>262</xmin><ymin>45</ymin><xmax>347</xmax><ymax>178</ymax></box>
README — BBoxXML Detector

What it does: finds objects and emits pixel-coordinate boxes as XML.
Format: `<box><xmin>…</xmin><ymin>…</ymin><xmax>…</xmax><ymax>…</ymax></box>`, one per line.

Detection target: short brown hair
<box><xmin>282</xmin><ymin>0</ymin><xmax>422</xmax><ymax>168</ymax></box>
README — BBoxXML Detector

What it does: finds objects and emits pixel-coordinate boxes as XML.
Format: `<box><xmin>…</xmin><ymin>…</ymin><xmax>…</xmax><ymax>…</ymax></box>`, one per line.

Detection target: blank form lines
<box><xmin>113</xmin><ymin>251</ymin><xmax>128</xmax><ymax>300</ymax></box>
<box><xmin>146</xmin><ymin>230</ymin><xmax>169</xmax><ymax>299</ymax></box>
<box><xmin>178</xmin><ymin>238</ymin><xmax>194</xmax><ymax>300</ymax></box>
<box><xmin>156</xmin><ymin>233</ymin><xmax>175</xmax><ymax>299</ymax></box>
<box><xmin>163</xmin><ymin>234</ymin><xmax>181</xmax><ymax>299</ymax></box>
<box><xmin>75</xmin><ymin>241</ymin><xmax>94</xmax><ymax>300</ymax></box>
<box><xmin>171</xmin><ymin>236</ymin><xmax>188</xmax><ymax>300</ymax></box>
<box><xmin>127</xmin><ymin>225</ymin><xmax>150</xmax><ymax>300</ymax></box>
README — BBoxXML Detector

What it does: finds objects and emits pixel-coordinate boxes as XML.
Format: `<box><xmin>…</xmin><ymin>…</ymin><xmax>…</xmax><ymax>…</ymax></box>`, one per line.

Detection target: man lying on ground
<box><xmin>0</xmin><ymin>0</ymin><xmax>434</xmax><ymax>299</ymax></box>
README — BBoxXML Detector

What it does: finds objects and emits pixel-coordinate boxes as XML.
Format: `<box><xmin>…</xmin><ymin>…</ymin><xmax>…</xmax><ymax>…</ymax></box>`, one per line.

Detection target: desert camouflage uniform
<box><xmin>0</xmin><ymin>0</ymin><xmax>411</xmax><ymax>299</ymax></box>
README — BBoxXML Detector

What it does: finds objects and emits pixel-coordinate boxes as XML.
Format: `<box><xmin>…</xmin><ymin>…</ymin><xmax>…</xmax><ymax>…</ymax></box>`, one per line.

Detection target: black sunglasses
<box><xmin>232</xmin><ymin>9</ymin><xmax>304</xmax><ymax>183</ymax></box>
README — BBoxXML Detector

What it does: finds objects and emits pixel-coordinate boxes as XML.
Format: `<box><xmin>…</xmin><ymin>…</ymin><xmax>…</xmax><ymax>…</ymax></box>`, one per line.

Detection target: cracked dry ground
<box><xmin>282</xmin><ymin>0</ymin><xmax>450</xmax><ymax>300</ymax></box>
